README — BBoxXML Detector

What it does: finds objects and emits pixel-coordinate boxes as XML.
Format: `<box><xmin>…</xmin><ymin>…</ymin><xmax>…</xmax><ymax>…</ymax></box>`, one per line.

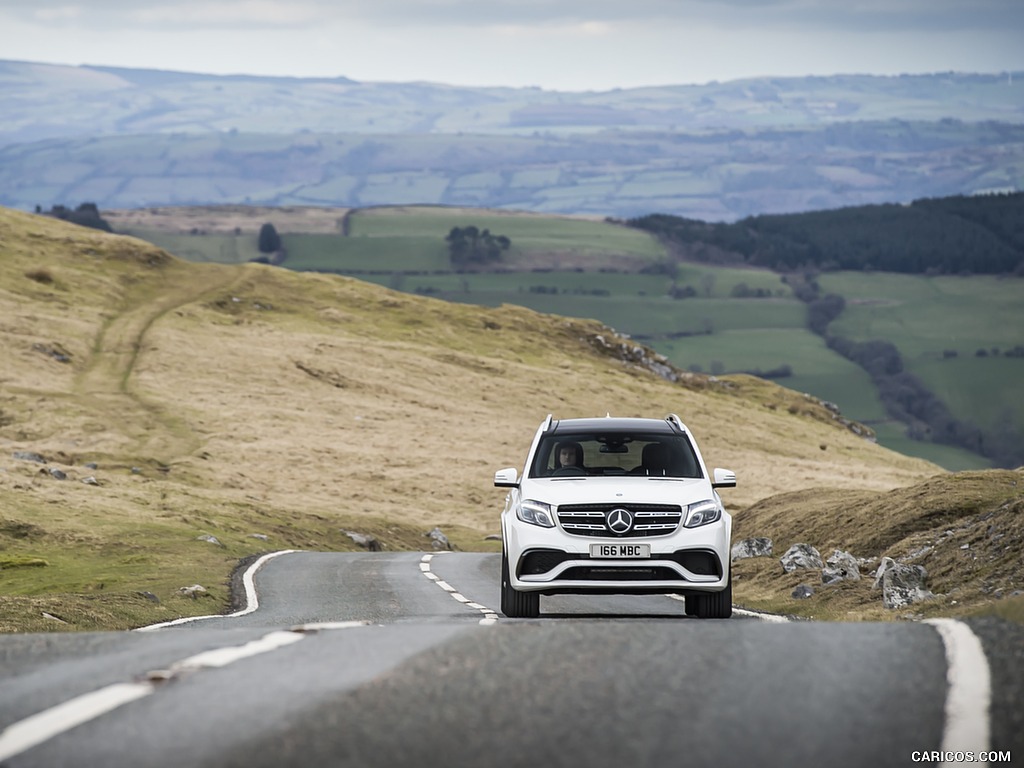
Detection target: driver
<box><xmin>555</xmin><ymin>441</ymin><xmax>584</xmax><ymax>470</ymax></box>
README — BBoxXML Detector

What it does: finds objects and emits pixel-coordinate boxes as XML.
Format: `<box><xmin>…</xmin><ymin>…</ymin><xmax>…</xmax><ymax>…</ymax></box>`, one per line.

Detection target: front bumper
<box><xmin>505</xmin><ymin>516</ymin><xmax>731</xmax><ymax>595</ymax></box>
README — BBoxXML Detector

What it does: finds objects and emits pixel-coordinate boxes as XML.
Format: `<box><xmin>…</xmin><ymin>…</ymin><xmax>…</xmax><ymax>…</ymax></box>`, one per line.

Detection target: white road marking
<box><xmin>167</xmin><ymin>630</ymin><xmax>304</xmax><ymax>671</ymax></box>
<box><xmin>289</xmin><ymin>620</ymin><xmax>370</xmax><ymax>633</ymax></box>
<box><xmin>665</xmin><ymin>594</ymin><xmax>790</xmax><ymax>622</ymax></box>
<box><xmin>419</xmin><ymin>554</ymin><xmax>500</xmax><ymax>624</ymax></box>
<box><xmin>923</xmin><ymin>618</ymin><xmax>992</xmax><ymax>764</ymax></box>
<box><xmin>0</xmin><ymin>622</ymin><xmax>365</xmax><ymax>762</ymax></box>
<box><xmin>136</xmin><ymin>549</ymin><xmax>300</xmax><ymax>631</ymax></box>
<box><xmin>733</xmin><ymin>607</ymin><xmax>791</xmax><ymax>623</ymax></box>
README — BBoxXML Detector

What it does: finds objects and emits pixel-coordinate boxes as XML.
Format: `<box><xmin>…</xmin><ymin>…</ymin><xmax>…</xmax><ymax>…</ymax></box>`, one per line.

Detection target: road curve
<box><xmin>0</xmin><ymin>551</ymin><xmax>1020</xmax><ymax>768</ymax></box>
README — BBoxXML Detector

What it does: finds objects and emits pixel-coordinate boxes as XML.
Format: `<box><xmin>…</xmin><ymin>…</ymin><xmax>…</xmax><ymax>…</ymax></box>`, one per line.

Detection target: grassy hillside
<box><xmin>5</xmin><ymin>207</ymin><xmax>1021</xmax><ymax>632</ymax></box>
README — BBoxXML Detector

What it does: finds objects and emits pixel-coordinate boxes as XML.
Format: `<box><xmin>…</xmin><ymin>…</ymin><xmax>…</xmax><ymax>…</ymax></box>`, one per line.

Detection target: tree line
<box><xmin>791</xmin><ymin>272</ymin><xmax>1023</xmax><ymax>468</ymax></box>
<box><xmin>628</xmin><ymin>192</ymin><xmax>1024</xmax><ymax>275</ymax></box>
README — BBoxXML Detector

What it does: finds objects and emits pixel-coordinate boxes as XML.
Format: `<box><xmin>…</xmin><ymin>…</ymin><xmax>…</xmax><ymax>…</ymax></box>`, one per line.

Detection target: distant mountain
<box><xmin>3</xmin><ymin>60</ymin><xmax>1023</xmax><ymax>146</ymax></box>
<box><xmin>1</xmin><ymin>60</ymin><xmax>1023</xmax><ymax>219</ymax></box>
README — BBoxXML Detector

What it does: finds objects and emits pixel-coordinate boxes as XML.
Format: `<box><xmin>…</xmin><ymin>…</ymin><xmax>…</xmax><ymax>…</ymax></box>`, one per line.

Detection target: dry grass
<box><xmin>732</xmin><ymin>471</ymin><xmax>1024</xmax><ymax>621</ymax></box>
<box><xmin>1</xmin><ymin>206</ymin><xmax>1017</xmax><ymax>631</ymax></box>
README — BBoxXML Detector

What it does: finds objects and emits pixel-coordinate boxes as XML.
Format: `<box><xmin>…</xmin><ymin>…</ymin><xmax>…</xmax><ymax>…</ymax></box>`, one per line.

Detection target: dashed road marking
<box><xmin>420</xmin><ymin>553</ymin><xmax>499</xmax><ymax>624</ymax></box>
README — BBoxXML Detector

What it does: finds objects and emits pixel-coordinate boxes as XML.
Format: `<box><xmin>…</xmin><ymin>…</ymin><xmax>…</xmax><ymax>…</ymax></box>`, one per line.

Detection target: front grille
<box><xmin>557</xmin><ymin>502</ymin><xmax>682</xmax><ymax>538</ymax></box>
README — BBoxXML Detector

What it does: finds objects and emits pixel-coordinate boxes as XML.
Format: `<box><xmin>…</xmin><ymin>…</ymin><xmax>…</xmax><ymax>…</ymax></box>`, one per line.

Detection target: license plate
<box><xmin>590</xmin><ymin>543</ymin><xmax>651</xmax><ymax>558</ymax></box>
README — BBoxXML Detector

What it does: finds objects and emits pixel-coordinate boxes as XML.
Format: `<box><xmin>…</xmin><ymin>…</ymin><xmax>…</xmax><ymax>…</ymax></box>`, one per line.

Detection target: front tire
<box><xmin>501</xmin><ymin>549</ymin><xmax>540</xmax><ymax>618</ymax></box>
<box><xmin>689</xmin><ymin>569</ymin><xmax>732</xmax><ymax>619</ymax></box>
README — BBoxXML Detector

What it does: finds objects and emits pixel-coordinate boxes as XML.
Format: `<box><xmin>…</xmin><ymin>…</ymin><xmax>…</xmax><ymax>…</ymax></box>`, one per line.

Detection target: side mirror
<box><xmin>494</xmin><ymin>467</ymin><xmax>519</xmax><ymax>487</ymax></box>
<box><xmin>712</xmin><ymin>468</ymin><xmax>736</xmax><ymax>489</ymax></box>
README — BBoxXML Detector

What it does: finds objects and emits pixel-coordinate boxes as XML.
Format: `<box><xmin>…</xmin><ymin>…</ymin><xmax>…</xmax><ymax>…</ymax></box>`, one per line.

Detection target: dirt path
<box><xmin>75</xmin><ymin>264</ymin><xmax>245</xmax><ymax>465</ymax></box>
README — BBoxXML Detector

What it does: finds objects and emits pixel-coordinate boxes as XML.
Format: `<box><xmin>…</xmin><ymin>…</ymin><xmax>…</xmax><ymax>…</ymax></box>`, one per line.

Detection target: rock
<box><xmin>873</xmin><ymin>556</ymin><xmax>934</xmax><ymax>609</ymax></box>
<box><xmin>178</xmin><ymin>584</ymin><xmax>207</xmax><ymax>599</ymax></box>
<box><xmin>196</xmin><ymin>534</ymin><xmax>222</xmax><ymax>547</ymax></box>
<box><xmin>81</xmin><ymin>476</ymin><xmax>100</xmax><ymax>485</ymax></box>
<box><xmin>792</xmin><ymin>585</ymin><xmax>815</xmax><ymax>599</ymax></box>
<box><xmin>136</xmin><ymin>591</ymin><xmax>160</xmax><ymax>603</ymax></box>
<box><xmin>31</xmin><ymin>342</ymin><xmax>72</xmax><ymax>363</ymax></box>
<box><xmin>47</xmin><ymin>467</ymin><xmax>67</xmax><ymax>480</ymax></box>
<box><xmin>41</xmin><ymin>612</ymin><xmax>68</xmax><ymax>623</ymax></box>
<box><xmin>731</xmin><ymin>537</ymin><xmax>773</xmax><ymax>562</ymax></box>
<box><xmin>822</xmin><ymin>549</ymin><xmax>861</xmax><ymax>585</ymax></box>
<box><xmin>13</xmin><ymin>451</ymin><xmax>47</xmax><ymax>464</ymax></box>
<box><xmin>484</xmin><ymin>533</ymin><xmax>503</xmax><ymax>541</ymax></box>
<box><xmin>780</xmin><ymin>543</ymin><xmax>823</xmax><ymax>573</ymax></box>
<box><xmin>84</xmin><ymin>462</ymin><xmax>98</xmax><ymax>469</ymax></box>
<box><xmin>248</xmin><ymin>533</ymin><xmax>269</xmax><ymax>541</ymax></box>
<box><xmin>425</xmin><ymin>527</ymin><xmax>452</xmax><ymax>551</ymax></box>
<box><xmin>345</xmin><ymin>531</ymin><xmax>382</xmax><ymax>551</ymax></box>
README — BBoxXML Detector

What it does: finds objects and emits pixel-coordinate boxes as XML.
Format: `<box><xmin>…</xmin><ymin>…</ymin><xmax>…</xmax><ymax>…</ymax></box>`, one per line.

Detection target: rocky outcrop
<box><xmin>873</xmin><ymin>556</ymin><xmax>934</xmax><ymax>609</ymax></box>
<box><xmin>780</xmin><ymin>543</ymin><xmax>823</xmax><ymax>573</ymax></box>
<box><xmin>344</xmin><ymin>531</ymin><xmax>382</xmax><ymax>551</ymax></box>
<box><xmin>822</xmin><ymin>549</ymin><xmax>861</xmax><ymax>585</ymax></box>
<box><xmin>425</xmin><ymin>527</ymin><xmax>452</xmax><ymax>551</ymax></box>
<box><xmin>731</xmin><ymin>537</ymin><xmax>773</xmax><ymax>562</ymax></box>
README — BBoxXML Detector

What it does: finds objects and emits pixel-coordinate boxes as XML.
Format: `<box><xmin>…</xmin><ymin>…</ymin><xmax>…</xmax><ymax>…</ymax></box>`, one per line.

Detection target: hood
<box><xmin>520</xmin><ymin>475</ymin><xmax>715</xmax><ymax>507</ymax></box>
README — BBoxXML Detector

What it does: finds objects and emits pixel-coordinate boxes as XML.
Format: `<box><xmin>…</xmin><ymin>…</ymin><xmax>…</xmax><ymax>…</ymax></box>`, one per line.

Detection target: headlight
<box><xmin>683</xmin><ymin>499</ymin><xmax>721</xmax><ymax>528</ymax></box>
<box><xmin>517</xmin><ymin>499</ymin><xmax>555</xmax><ymax>528</ymax></box>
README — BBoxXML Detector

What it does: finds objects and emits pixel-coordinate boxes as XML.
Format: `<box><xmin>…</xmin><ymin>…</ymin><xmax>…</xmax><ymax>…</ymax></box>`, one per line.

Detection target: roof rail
<box><xmin>666</xmin><ymin>413</ymin><xmax>685</xmax><ymax>432</ymax></box>
<box><xmin>542</xmin><ymin>413</ymin><xmax>554</xmax><ymax>432</ymax></box>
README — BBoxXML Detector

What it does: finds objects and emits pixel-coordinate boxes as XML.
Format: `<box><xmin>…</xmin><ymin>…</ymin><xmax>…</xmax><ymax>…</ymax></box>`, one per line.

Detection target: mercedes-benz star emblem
<box><xmin>607</xmin><ymin>508</ymin><xmax>633</xmax><ymax>534</ymax></box>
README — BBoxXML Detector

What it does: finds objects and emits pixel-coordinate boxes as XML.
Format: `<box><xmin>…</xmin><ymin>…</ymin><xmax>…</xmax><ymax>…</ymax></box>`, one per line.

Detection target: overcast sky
<box><xmin>1</xmin><ymin>0</ymin><xmax>1022</xmax><ymax>91</ymax></box>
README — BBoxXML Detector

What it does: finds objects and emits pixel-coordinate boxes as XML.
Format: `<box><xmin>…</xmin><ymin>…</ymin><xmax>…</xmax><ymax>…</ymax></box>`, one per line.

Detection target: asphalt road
<box><xmin>1</xmin><ymin>551</ymin><xmax>1021</xmax><ymax>767</ymax></box>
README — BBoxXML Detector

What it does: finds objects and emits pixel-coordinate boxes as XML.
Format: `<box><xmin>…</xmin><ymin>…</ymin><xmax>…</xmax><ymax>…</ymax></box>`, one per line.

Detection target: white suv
<box><xmin>494</xmin><ymin>414</ymin><xmax>736</xmax><ymax>619</ymax></box>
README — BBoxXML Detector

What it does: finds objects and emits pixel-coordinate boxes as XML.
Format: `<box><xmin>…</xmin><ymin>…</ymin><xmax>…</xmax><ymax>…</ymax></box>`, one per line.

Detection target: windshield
<box><xmin>529</xmin><ymin>431</ymin><xmax>702</xmax><ymax>479</ymax></box>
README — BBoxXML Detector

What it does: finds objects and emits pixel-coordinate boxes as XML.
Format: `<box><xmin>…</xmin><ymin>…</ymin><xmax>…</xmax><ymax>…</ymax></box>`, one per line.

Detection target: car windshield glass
<box><xmin>529</xmin><ymin>431</ymin><xmax>702</xmax><ymax>479</ymax></box>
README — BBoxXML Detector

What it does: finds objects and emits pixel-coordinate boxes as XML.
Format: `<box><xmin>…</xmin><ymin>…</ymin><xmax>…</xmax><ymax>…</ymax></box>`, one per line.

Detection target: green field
<box><xmin>121</xmin><ymin>232</ymin><xmax>263</xmax><ymax>264</ymax></box>
<box><xmin>348</xmin><ymin>207</ymin><xmax>666</xmax><ymax>257</ymax></box>
<box><xmin>822</xmin><ymin>272</ymin><xmax>1024</xmax><ymax>435</ymax></box>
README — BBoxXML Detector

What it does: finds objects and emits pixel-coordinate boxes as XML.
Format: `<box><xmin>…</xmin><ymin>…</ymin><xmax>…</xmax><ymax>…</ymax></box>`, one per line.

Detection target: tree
<box><xmin>445</xmin><ymin>226</ymin><xmax>511</xmax><ymax>269</ymax></box>
<box><xmin>258</xmin><ymin>222</ymin><xmax>282</xmax><ymax>253</ymax></box>
<box><xmin>44</xmin><ymin>202</ymin><xmax>112</xmax><ymax>233</ymax></box>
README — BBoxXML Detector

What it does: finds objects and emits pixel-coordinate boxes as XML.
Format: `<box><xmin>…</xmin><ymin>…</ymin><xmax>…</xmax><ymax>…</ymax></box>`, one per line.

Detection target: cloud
<box><xmin>4</xmin><ymin>0</ymin><xmax>1022</xmax><ymax>32</ymax></box>
<box><xmin>2</xmin><ymin>0</ymin><xmax>1021</xmax><ymax>89</ymax></box>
